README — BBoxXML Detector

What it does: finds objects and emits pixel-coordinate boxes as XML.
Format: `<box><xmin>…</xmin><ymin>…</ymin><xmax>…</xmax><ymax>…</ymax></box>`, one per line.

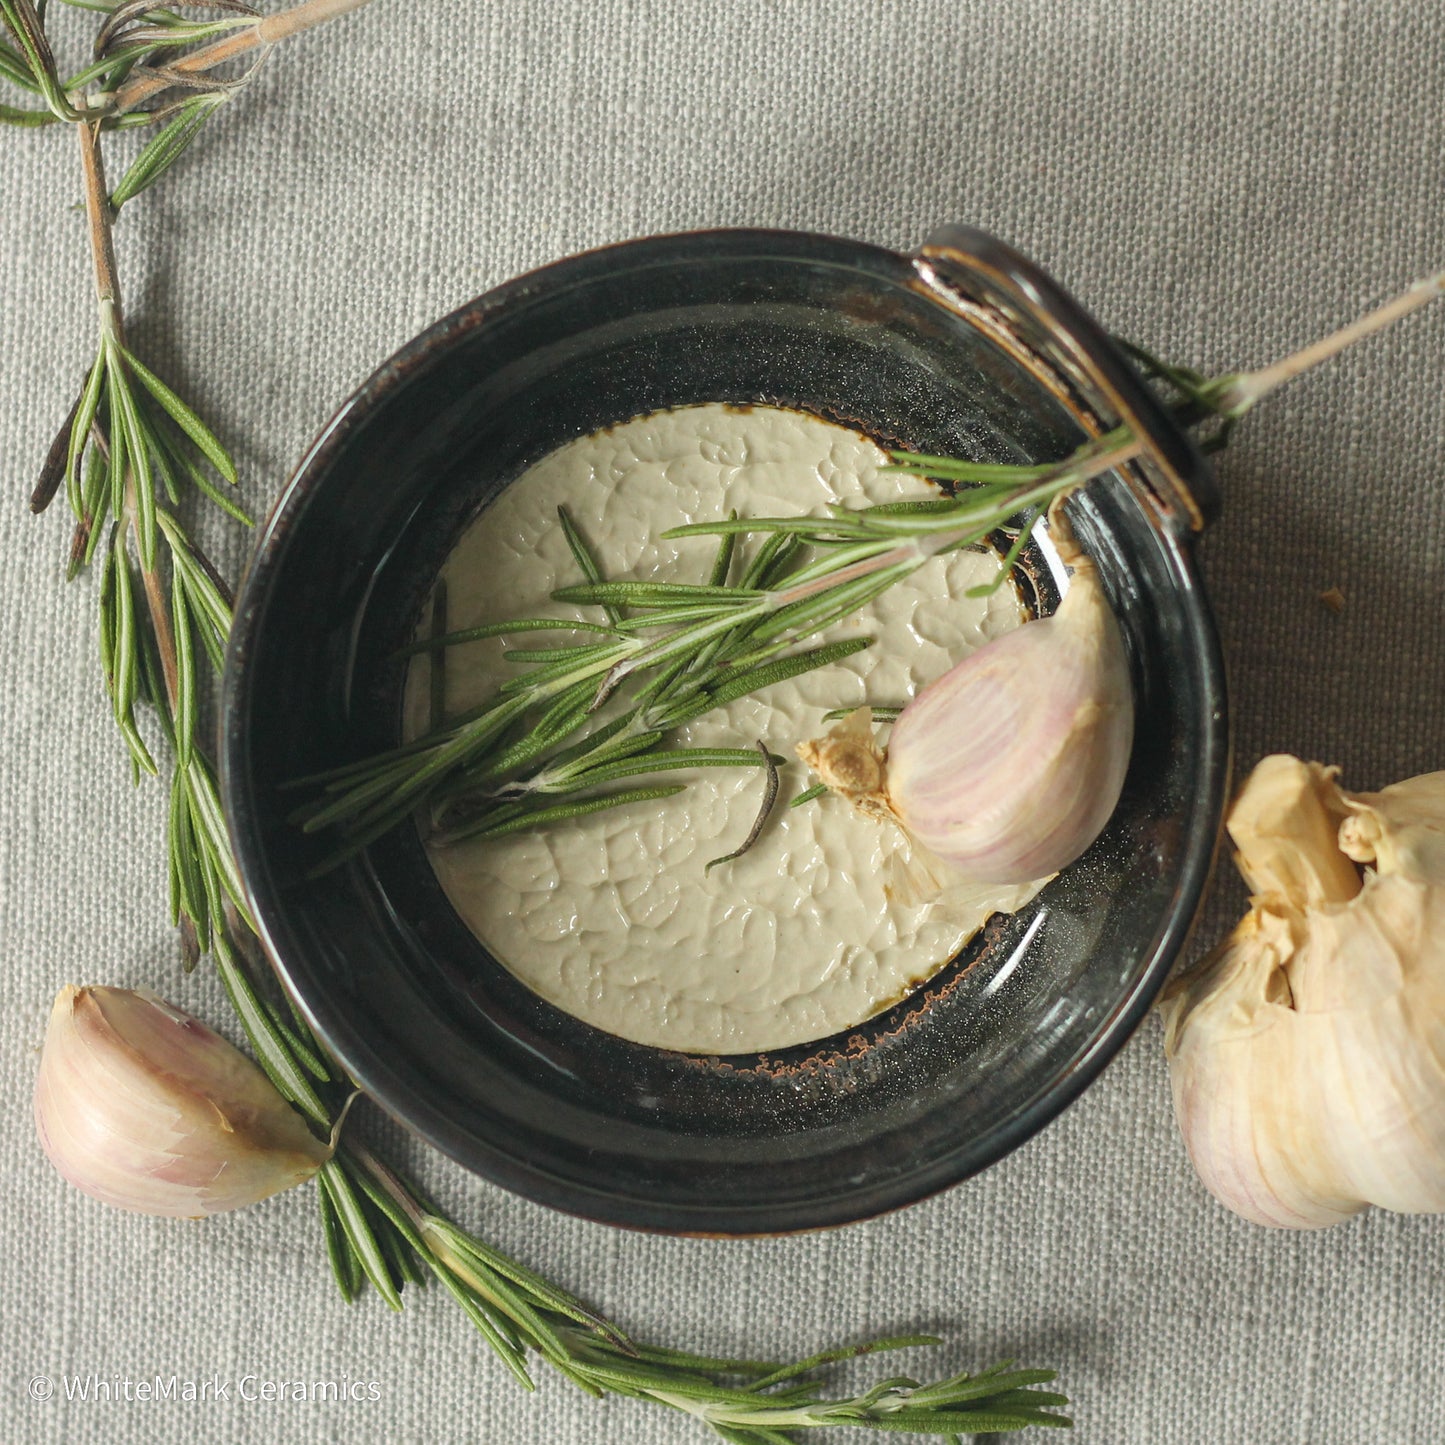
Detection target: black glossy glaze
<box><xmin>221</xmin><ymin>228</ymin><xmax>1229</xmax><ymax>1234</ymax></box>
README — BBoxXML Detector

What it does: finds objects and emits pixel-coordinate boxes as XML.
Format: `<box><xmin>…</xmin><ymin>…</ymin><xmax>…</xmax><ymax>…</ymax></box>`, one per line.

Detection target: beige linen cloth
<box><xmin>2</xmin><ymin>2</ymin><xmax>1443</xmax><ymax>1441</ymax></box>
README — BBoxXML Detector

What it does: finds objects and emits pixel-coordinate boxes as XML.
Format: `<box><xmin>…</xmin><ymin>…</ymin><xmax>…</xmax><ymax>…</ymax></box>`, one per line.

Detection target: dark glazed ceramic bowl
<box><xmin>222</xmin><ymin>226</ymin><xmax>1229</xmax><ymax>1234</ymax></box>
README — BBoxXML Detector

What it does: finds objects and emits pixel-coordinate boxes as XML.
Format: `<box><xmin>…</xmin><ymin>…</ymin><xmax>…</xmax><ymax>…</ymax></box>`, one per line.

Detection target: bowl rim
<box><xmin>222</xmin><ymin>225</ymin><xmax>1229</xmax><ymax>1233</ymax></box>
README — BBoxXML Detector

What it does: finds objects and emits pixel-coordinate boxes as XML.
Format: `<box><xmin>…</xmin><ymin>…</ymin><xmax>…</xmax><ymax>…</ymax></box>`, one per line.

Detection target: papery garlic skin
<box><xmin>883</xmin><ymin>549</ymin><xmax>1133</xmax><ymax>884</ymax></box>
<box><xmin>1161</xmin><ymin>906</ymin><xmax>1366</xmax><ymax>1229</ymax></box>
<box><xmin>1161</xmin><ymin>757</ymin><xmax>1445</xmax><ymax>1229</ymax></box>
<box><xmin>35</xmin><ymin>985</ymin><xmax>330</xmax><ymax>1218</ymax></box>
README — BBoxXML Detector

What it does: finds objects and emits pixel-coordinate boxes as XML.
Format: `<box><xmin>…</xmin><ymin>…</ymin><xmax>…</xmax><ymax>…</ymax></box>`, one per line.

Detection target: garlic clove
<box><xmin>1338</xmin><ymin>771</ymin><xmax>1445</xmax><ymax>883</ymax></box>
<box><xmin>879</xmin><ymin>542</ymin><xmax>1133</xmax><ymax>885</ymax></box>
<box><xmin>1225</xmin><ymin>754</ymin><xmax>1360</xmax><ymax>909</ymax></box>
<box><xmin>795</xmin><ymin>504</ymin><xmax>1134</xmax><ymax>888</ymax></box>
<box><xmin>1160</xmin><ymin>907</ymin><xmax>1364</xmax><ymax>1229</ymax></box>
<box><xmin>1291</xmin><ymin>873</ymin><xmax>1445</xmax><ymax>1214</ymax></box>
<box><xmin>35</xmin><ymin>985</ymin><xmax>331</xmax><ymax>1218</ymax></box>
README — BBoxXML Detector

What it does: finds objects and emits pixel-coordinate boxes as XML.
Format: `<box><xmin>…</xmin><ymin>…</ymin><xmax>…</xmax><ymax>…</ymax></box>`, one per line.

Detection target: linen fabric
<box><xmin>2</xmin><ymin>2</ymin><xmax>1443</xmax><ymax>1441</ymax></box>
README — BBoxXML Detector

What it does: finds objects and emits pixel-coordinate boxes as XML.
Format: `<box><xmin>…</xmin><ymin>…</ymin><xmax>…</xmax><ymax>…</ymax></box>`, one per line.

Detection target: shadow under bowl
<box><xmin>221</xmin><ymin>226</ymin><xmax>1229</xmax><ymax>1234</ymax></box>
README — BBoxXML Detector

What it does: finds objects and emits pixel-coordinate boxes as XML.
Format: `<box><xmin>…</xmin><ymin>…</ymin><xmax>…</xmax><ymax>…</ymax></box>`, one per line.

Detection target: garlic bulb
<box><xmin>1160</xmin><ymin>756</ymin><xmax>1445</xmax><ymax>1228</ymax></box>
<box><xmin>797</xmin><ymin>506</ymin><xmax>1134</xmax><ymax>885</ymax></box>
<box><xmin>35</xmin><ymin>985</ymin><xmax>331</xmax><ymax>1218</ymax></box>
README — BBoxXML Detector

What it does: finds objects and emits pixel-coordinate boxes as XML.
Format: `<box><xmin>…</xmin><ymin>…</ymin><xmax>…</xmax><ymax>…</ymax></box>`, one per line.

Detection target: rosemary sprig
<box><xmin>10</xmin><ymin>3</ymin><xmax>1073</xmax><ymax>1440</ymax></box>
<box><xmin>303</xmin><ymin>426</ymin><xmax>1131</xmax><ymax>866</ymax></box>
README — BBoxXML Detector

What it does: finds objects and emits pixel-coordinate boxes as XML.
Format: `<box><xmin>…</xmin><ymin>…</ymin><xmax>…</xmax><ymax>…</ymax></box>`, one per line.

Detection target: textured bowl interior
<box><xmin>223</xmin><ymin>229</ymin><xmax>1227</xmax><ymax>1233</ymax></box>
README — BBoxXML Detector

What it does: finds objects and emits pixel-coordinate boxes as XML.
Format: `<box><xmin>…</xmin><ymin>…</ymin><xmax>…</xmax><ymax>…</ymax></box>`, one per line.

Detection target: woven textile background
<box><xmin>3</xmin><ymin>2</ymin><xmax>1444</xmax><ymax>1441</ymax></box>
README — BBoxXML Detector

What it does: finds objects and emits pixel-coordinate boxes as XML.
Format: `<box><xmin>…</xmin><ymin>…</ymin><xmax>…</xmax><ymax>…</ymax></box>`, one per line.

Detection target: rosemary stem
<box><xmin>258</xmin><ymin>0</ymin><xmax>372</xmax><ymax>44</ymax></box>
<box><xmin>138</xmin><ymin>548</ymin><xmax>180</xmax><ymax>707</ymax></box>
<box><xmin>77</xmin><ymin>120</ymin><xmax>120</xmax><ymax>318</ymax></box>
<box><xmin>344</xmin><ymin>1141</ymin><xmax>427</xmax><ymax>1231</ymax></box>
<box><xmin>1214</xmin><ymin>270</ymin><xmax>1445</xmax><ymax>415</ymax></box>
<box><xmin>769</xmin><ymin>428</ymin><xmax>1144</xmax><ymax>609</ymax></box>
<box><xmin>107</xmin><ymin>0</ymin><xmax>373</xmax><ymax>116</ymax></box>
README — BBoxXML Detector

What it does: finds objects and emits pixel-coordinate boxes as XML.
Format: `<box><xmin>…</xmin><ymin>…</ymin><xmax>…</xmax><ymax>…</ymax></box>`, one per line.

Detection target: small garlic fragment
<box><xmin>796</xmin><ymin>505</ymin><xmax>1134</xmax><ymax>886</ymax></box>
<box><xmin>795</xmin><ymin>706</ymin><xmax>892</xmax><ymax>823</ymax></box>
<box><xmin>34</xmin><ymin>985</ymin><xmax>331</xmax><ymax>1218</ymax></box>
<box><xmin>1161</xmin><ymin>756</ymin><xmax>1445</xmax><ymax>1228</ymax></box>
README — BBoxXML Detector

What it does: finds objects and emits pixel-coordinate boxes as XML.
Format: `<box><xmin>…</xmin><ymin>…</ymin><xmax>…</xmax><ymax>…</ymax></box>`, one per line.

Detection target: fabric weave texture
<box><xmin>2</xmin><ymin>2</ymin><xmax>1443</xmax><ymax>1442</ymax></box>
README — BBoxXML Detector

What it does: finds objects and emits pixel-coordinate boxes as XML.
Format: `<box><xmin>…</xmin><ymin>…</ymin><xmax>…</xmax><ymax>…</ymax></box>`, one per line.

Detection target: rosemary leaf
<box><xmin>0</xmin><ymin>95</ymin><xmax>54</xmax><ymax>121</ymax></box>
<box><xmin>168</xmin><ymin>768</ymin><xmax>206</xmax><ymax>942</ymax></box>
<box><xmin>104</xmin><ymin>362</ymin><xmax>127</xmax><ymax>527</ymax></box>
<box><xmin>109</xmin><ymin>90</ymin><xmax>224</xmax><ymax>208</ymax></box>
<box><xmin>0</xmin><ymin>0</ymin><xmax>80</xmax><ymax>119</ymax></box>
<box><xmin>755</xmin><ymin>531</ymin><xmax>804</xmax><ymax>589</ymax></box>
<box><xmin>124</xmin><ymin>346</ymin><xmax>237</xmax><ymax>483</ymax></box>
<box><xmin>615</xmin><ymin>602</ymin><xmax>755</xmax><ymax>631</ymax></box>
<box><xmin>557</xmin><ymin>503</ymin><xmax>620</xmax><ymax>623</ymax></box>
<box><xmin>105</xmin><ymin>352</ymin><xmax>158</xmax><ymax>569</ymax></box>
<box><xmin>553</xmin><ymin>580</ymin><xmax>764</xmax><ymax>607</ymax></box>
<box><xmin>96</xmin><ymin>540</ymin><xmax>116</xmax><ymax>690</ymax></box>
<box><xmin>882</xmin><ymin>451</ymin><xmax>1054</xmax><ymax>485</ymax></box>
<box><xmin>592</xmin><ymin>605</ymin><xmax>766</xmax><ymax>707</ymax></box>
<box><xmin>372</xmin><ymin>1200</ymin><xmax>427</xmax><ymax>1294</ymax></box>
<box><xmin>255</xmin><ymin>991</ymin><xmax>331</xmax><ymax>1083</ymax></box>
<box><xmin>317</xmin><ymin>1183</ymin><xmax>362</xmax><ymax>1304</ymax></box>
<box><xmin>502</xmin><ymin>639</ymin><xmax>621</xmax><ymax>666</ymax></box>
<box><xmin>423</xmin><ymin>1217</ymin><xmax>629</xmax><ymax>1347</ymax></box>
<box><xmin>419</xmin><ymin>1245</ymin><xmax>535</xmax><ymax>1388</ymax></box>
<box><xmin>706</xmin><ymin>636</ymin><xmax>873</xmax><ymax>710</ymax></box>
<box><xmin>965</xmin><ymin>510</ymin><xmax>1039</xmax><ymax>598</ymax></box>
<box><xmin>539</xmin><ymin>745</ymin><xmax>780</xmax><ymax>794</ymax></box>
<box><xmin>107</xmin><ymin>538</ymin><xmax>157</xmax><ymax>773</ymax></box>
<box><xmin>212</xmin><ymin>943</ymin><xmax>329</xmax><ymax>1126</ymax></box>
<box><xmin>736</xmin><ymin>528</ymin><xmax>795</xmax><ymax>589</ymax></box>
<box><xmin>75</xmin><ymin>443</ymin><xmax>108</xmax><ymax>573</ymax></box>
<box><xmin>821</xmin><ymin>705</ymin><xmax>900</xmax><ymax>723</ymax></box>
<box><xmin>706</xmin><ymin>515</ymin><xmax>738</xmax><ymax>586</ymax></box>
<box><xmin>496</xmin><ymin>639</ymin><xmax>629</xmax><ymax>696</ymax></box>
<box><xmin>664</xmin><ymin>514</ymin><xmax>867</xmax><ymax>540</ymax></box>
<box><xmin>705</xmin><ymin>740</ymin><xmax>778</xmax><ymax>872</ymax></box>
<box><xmin>183</xmin><ymin>758</ymin><xmax>245</xmax><ymax>906</ymax></box>
<box><xmin>151</xmin><ymin>415</ymin><xmax>253</xmax><ymax>523</ymax></box>
<box><xmin>544</xmin><ymin>721</ymin><xmax>663</xmax><ymax>780</ymax></box>
<box><xmin>65</xmin><ymin>361</ymin><xmax>106</xmax><ymax>516</ymax></box>
<box><xmin>439</xmin><ymin>784</ymin><xmax>686</xmax><ymax>845</ymax></box>
<box><xmin>169</xmin><ymin>566</ymin><xmax>196</xmax><ymax>767</ymax></box>
<box><xmin>396</xmin><ymin>614</ymin><xmax>620</xmax><ymax>658</ymax></box>
<box><xmin>318</xmin><ymin>1162</ymin><xmax>403</xmax><ymax>1312</ymax></box>
<box><xmin>472</xmin><ymin>684</ymin><xmax>600</xmax><ymax>779</ymax></box>
<box><xmin>629</xmin><ymin>648</ymin><xmax>694</xmax><ymax>714</ymax></box>
<box><xmin>62</xmin><ymin>39</ymin><xmax>159</xmax><ymax>92</ymax></box>
<box><xmin>0</xmin><ymin>34</ymin><xmax>37</xmax><ymax>89</ymax></box>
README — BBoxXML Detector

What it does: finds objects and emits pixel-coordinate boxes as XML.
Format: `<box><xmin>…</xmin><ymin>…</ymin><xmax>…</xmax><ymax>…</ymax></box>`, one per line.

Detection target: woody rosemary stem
<box><xmin>1211</xmin><ymin>270</ymin><xmax>1445</xmax><ymax>416</ymax></box>
<box><xmin>107</xmin><ymin>0</ymin><xmax>373</xmax><ymax>115</ymax></box>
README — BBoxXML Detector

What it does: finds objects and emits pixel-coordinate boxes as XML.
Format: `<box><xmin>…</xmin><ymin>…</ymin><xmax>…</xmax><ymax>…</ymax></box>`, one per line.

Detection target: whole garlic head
<box><xmin>1160</xmin><ymin>756</ymin><xmax>1445</xmax><ymax>1228</ymax></box>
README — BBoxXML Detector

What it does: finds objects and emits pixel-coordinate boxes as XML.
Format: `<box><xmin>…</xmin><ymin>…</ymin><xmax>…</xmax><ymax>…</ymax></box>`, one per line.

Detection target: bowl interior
<box><xmin>224</xmin><ymin>231</ymin><xmax>1225</xmax><ymax>1233</ymax></box>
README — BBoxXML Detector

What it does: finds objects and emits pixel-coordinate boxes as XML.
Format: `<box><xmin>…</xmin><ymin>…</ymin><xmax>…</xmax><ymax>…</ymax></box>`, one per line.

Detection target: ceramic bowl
<box><xmin>221</xmin><ymin>226</ymin><xmax>1228</xmax><ymax>1234</ymax></box>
